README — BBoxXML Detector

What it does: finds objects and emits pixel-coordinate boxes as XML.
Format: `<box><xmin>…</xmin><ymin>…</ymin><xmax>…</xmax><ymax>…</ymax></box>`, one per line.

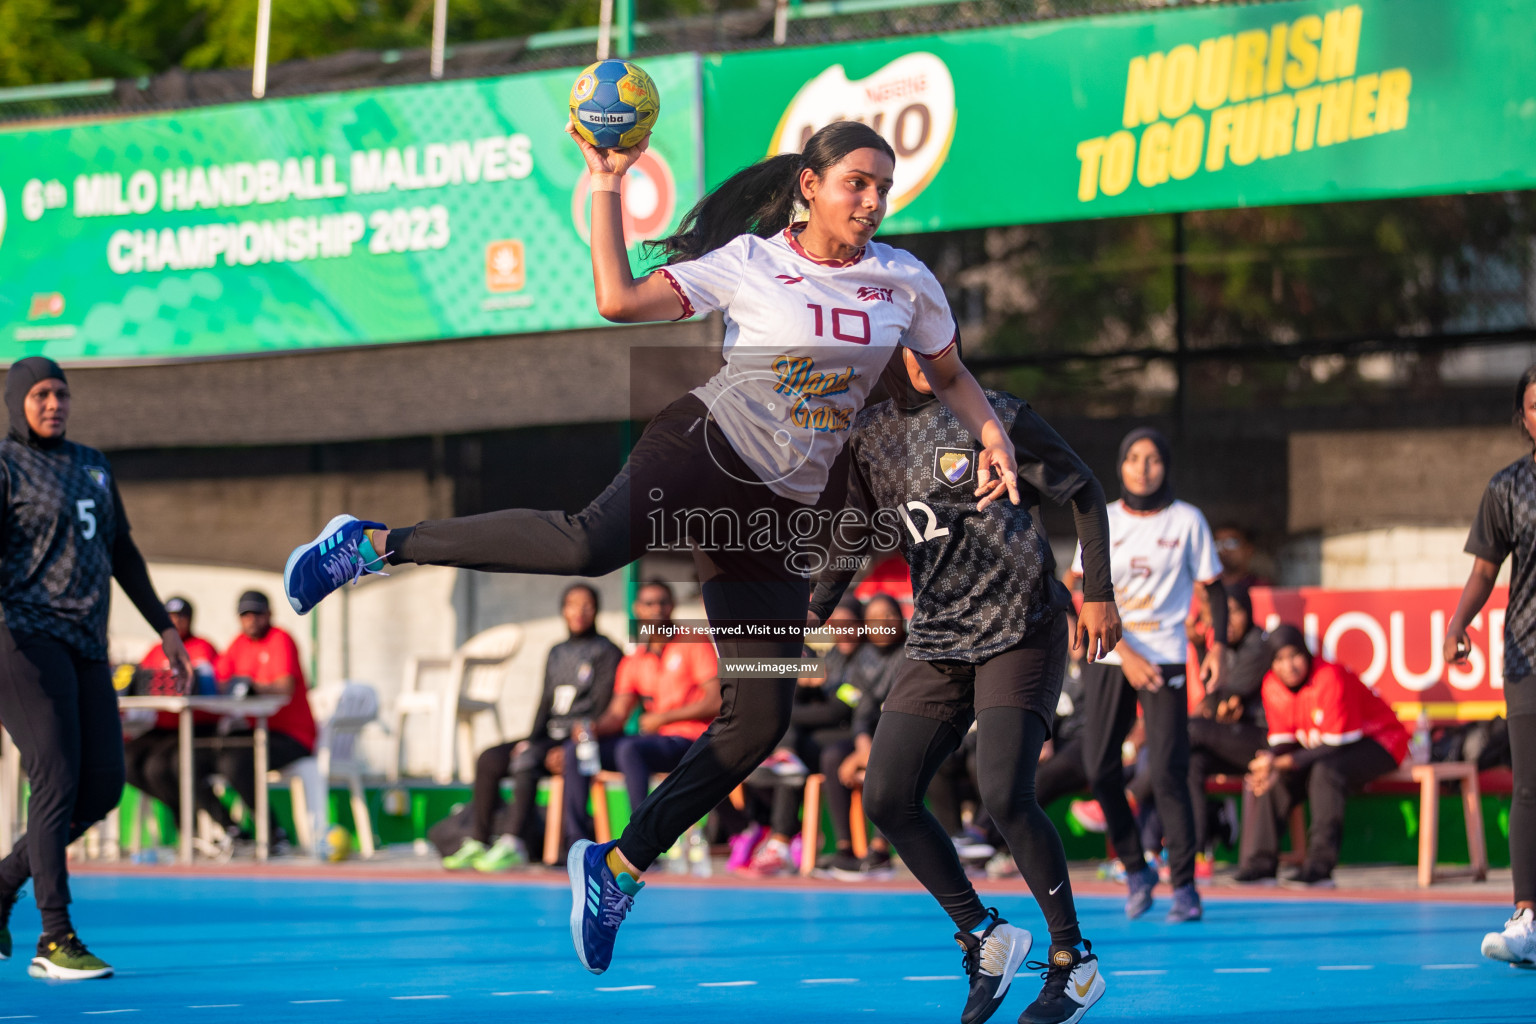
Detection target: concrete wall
<box><xmin>1283</xmin><ymin>427</ymin><xmax>1529</xmax><ymax>588</ymax></box>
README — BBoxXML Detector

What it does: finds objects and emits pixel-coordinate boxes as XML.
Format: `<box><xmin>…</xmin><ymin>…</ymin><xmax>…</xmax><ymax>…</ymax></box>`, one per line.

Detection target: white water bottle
<box><xmin>686</xmin><ymin>828</ymin><xmax>712</xmax><ymax>878</ymax></box>
<box><xmin>576</xmin><ymin>720</ymin><xmax>601</xmax><ymax>777</ymax></box>
<box><xmin>1409</xmin><ymin>708</ymin><xmax>1432</xmax><ymax>765</ymax></box>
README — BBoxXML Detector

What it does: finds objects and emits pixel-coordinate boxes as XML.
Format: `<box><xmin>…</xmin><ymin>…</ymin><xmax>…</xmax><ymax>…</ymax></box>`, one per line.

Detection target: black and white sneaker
<box><xmin>956</xmin><ymin>908</ymin><xmax>1031</xmax><ymax>1024</ymax></box>
<box><xmin>1019</xmin><ymin>941</ymin><xmax>1104</xmax><ymax>1024</ymax></box>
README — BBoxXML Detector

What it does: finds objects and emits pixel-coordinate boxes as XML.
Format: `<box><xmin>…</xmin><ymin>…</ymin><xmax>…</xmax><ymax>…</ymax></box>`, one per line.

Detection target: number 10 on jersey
<box><xmin>807</xmin><ymin>303</ymin><xmax>871</xmax><ymax>345</ymax></box>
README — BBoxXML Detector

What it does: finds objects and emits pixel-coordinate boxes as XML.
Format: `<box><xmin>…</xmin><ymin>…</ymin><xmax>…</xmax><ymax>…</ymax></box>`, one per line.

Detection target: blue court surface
<box><xmin>1</xmin><ymin>874</ymin><xmax>1530</xmax><ymax>1023</ymax></box>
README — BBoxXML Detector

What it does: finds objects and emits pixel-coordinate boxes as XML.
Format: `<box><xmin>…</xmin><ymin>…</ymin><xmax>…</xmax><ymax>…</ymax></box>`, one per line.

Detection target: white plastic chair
<box><xmin>388</xmin><ymin>624</ymin><xmax>523</xmax><ymax>784</ymax></box>
<box><xmin>273</xmin><ymin>682</ymin><xmax>380</xmax><ymax>858</ymax></box>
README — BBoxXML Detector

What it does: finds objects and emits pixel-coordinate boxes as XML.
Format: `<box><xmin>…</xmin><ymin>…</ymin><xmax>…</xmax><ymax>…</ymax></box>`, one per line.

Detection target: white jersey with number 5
<box><xmin>659</xmin><ymin>227</ymin><xmax>956</xmax><ymax>504</ymax></box>
<box><xmin>1073</xmin><ymin>499</ymin><xmax>1222</xmax><ymax>668</ymax></box>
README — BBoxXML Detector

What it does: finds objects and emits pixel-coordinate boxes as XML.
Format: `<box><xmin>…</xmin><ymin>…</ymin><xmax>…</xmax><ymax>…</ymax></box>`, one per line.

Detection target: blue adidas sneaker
<box><xmin>568</xmin><ymin>839</ymin><xmax>643</xmax><ymax>975</ymax></box>
<box><xmin>283</xmin><ymin>514</ymin><xmax>388</xmax><ymax>615</ymax></box>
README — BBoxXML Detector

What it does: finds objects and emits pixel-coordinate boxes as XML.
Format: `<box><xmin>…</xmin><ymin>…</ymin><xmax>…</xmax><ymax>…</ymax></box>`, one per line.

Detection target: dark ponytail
<box><xmin>1515</xmin><ymin>365</ymin><xmax>1536</xmax><ymax>446</ymax></box>
<box><xmin>647</xmin><ymin>120</ymin><xmax>896</xmax><ymax>266</ymax></box>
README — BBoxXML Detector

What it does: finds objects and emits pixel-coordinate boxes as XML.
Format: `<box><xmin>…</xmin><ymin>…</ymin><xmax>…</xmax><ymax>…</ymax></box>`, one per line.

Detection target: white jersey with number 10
<box><xmin>660</xmin><ymin>227</ymin><xmax>956</xmax><ymax>504</ymax></box>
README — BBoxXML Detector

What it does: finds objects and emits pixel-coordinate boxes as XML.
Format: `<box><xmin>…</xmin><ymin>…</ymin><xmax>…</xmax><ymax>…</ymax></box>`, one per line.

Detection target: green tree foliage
<box><xmin>2</xmin><ymin>0</ymin><xmax>720</xmax><ymax>82</ymax></box>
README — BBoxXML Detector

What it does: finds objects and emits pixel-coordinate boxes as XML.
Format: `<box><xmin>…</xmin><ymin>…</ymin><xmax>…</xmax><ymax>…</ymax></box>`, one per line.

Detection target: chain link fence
<box><xmin>0</xmin><ymin>0</ymin><xmax>1273</xmax><ymax>124</ymax></box>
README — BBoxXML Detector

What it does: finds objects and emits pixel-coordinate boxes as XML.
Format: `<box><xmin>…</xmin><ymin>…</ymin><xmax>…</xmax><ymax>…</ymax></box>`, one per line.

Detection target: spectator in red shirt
<box><xmin>1235</xmin><ymin>624</ymin><xmax>1408</xmax><ymax>887</ymax></box>
<box><xmin>122</xmin><ymin>597</ymin><xmax>220</xmax><ymax>822</ymax></box>
<box><xmin>210</xmin><ymin>590</ymin><xmax>317</xmax><ymax>849</ymax></box>
<box><xmin>564</xmin><ymin>581</ymin><xmax>720</xmax><ymax>843</ymax></box>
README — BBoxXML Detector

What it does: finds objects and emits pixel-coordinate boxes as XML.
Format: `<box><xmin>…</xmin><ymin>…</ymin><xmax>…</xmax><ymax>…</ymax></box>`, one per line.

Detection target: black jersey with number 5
<box><xmin>811</xmin><ymin>390</ymin><xmax>1112</xmax><ymax>663</ymax></box>
<box><xmin>0</xmin><ymin>436</ymin><xmax>128</xmax><ymax>659</ymax></box>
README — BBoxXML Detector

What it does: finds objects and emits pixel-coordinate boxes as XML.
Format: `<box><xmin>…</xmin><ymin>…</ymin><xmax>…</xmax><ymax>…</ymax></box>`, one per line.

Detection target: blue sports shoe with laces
<box><xmin>568</xmin><ymin>839</ymin><xmax>643</xmax><ymax>975</ymax></box>
<box><xmin>283</xmin><ymin>514</ymin><xmax>388</xmax><ymax>615</ymax></box>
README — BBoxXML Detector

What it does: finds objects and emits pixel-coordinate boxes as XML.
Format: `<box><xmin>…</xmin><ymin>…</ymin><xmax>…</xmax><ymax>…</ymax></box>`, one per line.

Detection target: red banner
<box><xmin>1250</xmin><ymin>587</ymin><xmax>1508</xmax><ymax>720</ymax></box>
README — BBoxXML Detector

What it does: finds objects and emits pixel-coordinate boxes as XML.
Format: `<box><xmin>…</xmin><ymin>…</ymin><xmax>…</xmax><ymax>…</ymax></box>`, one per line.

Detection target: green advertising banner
<box><xmin>0</xmin><ymin>56</ymin><xmax>700</xmax><ymax>361</ymax></box>
<box><xmin>703</xmin><ymin>0</ymin><xmax>1536</xmax><ymax>233</ymax></box>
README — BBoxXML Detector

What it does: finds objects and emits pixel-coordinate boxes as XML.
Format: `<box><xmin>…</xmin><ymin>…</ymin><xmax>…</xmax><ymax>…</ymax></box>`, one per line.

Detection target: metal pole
<box><xmin>1173</xmin><ymin>211</ymin><xmax>1189</xmax><ymax>439</ymax></box>
<box><xmin>252</xmin><ymin>0</ymin><xmax>272</xmax><ymax>98</ymax></box>
<box><xmin>597</xmin><ymin>0</ymin><xmax>613</xmax><ymax>60</ymax></box>
<box><xmin>616</xmin><ymin>0</ymin><xmax>633</xmax><ymax>58</ymax></box>
<box><xmin>774</xmin><ymin>0</ymin><xmax>789</xmax><ymax>44</ymax></box>
<box><xmin>430</xmin><ymin>0</ymin><xmax>448</xmax><ymax>78</ymax></box>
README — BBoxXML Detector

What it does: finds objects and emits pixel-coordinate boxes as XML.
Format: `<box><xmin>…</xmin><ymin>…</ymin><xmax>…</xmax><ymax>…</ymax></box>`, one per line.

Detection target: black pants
<box><xmin>471</xmin><ymin>737</ymin><xmax>560</xmax><ymax>845</ymax></box>
<box><xmin>124</xmin><ymin>724</ymin><xmax>225</xmax><ymax>822</ymax></box>
<box><xmin>390</xmin><ymin>394</ymin><xmax>814</xmax><ymax>870</ymax></box>
<box><xmin>1187</xmin><ymin>717</ymin><xmax>1267</xmax><ymax>853</ymax></box>
<box><xmin>1079</xmin><ymin>661</ymin><xmax>1199</xmax><ymax>888</ymax></box>
<box><xmin>198</xmin><ymin>730</ymin><xmax>311</xmax><ymax>837</ymax></box>
<box><xmin>775</xmin><ymin>727</ymin><xmax>847</xmax><ymax>837</ymax></box>
<box><xmin>0</xmin><ymin>630</ymin><xmax>121</xmax><ymax>911</ymax></box>
<box><xmin>1237</xmin><ymin>738</ymin><xmax>1398</xmax><ymax>875</ymax></box>
<box><xmin>865</xmin><ymin>709</ymin><xmax>1082</xmax><ymax>950</ymax></box>
<box><xmin>819</xmin><ymin>737</ymin><xmax>861</xmax><ymax>846</ymax></box>
<box><xmin>1036</xmin><ymin>736</ymin><xmax>1089</xmax><ymax>809</ymax></box>
<box><xmin>1513</xmin><ymin>713</ymin><xmax>1536</xmax><ymax>904</ymax></box>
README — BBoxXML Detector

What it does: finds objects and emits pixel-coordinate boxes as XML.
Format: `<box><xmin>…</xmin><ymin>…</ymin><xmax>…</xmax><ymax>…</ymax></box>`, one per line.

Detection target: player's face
<box><xmin>1522</xmin><ymin>383</ymin><xmax>1536</xmax><ymax>444</ymax></box>
<box><xmin>826</xmin><ymin>606</ymin><xmax>862</xmax><ymax>653</ymax></box>
<box><xmin>1215</xmin><ymin>528</ymin><xmax>1251</xmax><ymax>573</ymax></box>
<box><xmin>863</xmin><ymin>596</ymin><xmax>905</xmax><ymax>648</ymax></box>
<box><xmin>1226</xmin><ymin>597</ymin><xmax>1250</xmax><ymax>645</ymax></box>
<box><xmin>1121</xmin><ymin>439</ymin><xmax>1165</xmax><ymax>497</ymax></box>
<box><xmin>562</xmin><ymin>588</ymin><xmax>597</xmax><ymax>636</ymax></box>
<box><xmin>804</xmin><ymin>148</ymin><xmax>894</xmax><ymax>249</ymax></box>
<box><xmin>632</xmin><ymin>585</ymin><xmax>674</xmax><ymax>625</ymax></box>
<box><xmin>1272</xmin><ymin>645</ymin><xmax>1310</xmax><ymax>688</ymax></box>
<box><xmin>24</xmin><ymin>378</ymin><xmax>69</xmax><ymax>439</ymax></box>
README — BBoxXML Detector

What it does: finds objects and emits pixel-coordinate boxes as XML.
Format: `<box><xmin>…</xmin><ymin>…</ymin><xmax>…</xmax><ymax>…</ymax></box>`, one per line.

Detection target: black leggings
<box><xmin>387</xmin><ymin>395</ymin><xmax>811</xmax><ymax>870</ymax></box>
<box><xmin>1079</xmin><ymin>662</ymin><xmax>1199</xmax><ymax>888</ymax></box>
<box><xmin>472</xmin><ymin>738</ymin><xmax>558</xmax><ymax>845</ymax></box>
<box><xmin>865</xmin><ymin>708</ymin><xmax>1082</xmax><ymax>950</ymax></box>
<box><xmin>1510</xmin><ymin>713</ymin><xmax>1536</xmax><ymax>904</ymax></box>
<box><xmin>0</xmin><ymin>630</ymin><xmax>122</xmax><ymax>912</ymax></box>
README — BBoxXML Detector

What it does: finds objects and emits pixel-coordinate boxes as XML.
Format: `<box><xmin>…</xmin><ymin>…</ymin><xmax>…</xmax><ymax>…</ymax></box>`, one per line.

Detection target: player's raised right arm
<box><xmin>567</xmin><ymin>125</ymin><xmax>685</xmax><ymax>323</ymax></box>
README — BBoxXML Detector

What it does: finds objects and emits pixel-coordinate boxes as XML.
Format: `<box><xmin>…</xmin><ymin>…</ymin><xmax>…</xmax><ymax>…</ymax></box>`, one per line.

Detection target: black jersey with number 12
<box><xmin>810</xmin><ymin>390</ymin><xmax>1110</xmax><ymax>664</ymax></box>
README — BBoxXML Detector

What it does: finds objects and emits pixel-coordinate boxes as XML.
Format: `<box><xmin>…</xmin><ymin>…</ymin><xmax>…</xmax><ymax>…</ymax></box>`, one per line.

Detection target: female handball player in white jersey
<box><xmin>283</xmin><ymin>120</ymin><xmax>1023</xmax><ymax>974</ymax></box>
<box><xmin>1072</xmin><ymin>427</ymin><xmax>1226</xmax><ymax>924</ymax></box>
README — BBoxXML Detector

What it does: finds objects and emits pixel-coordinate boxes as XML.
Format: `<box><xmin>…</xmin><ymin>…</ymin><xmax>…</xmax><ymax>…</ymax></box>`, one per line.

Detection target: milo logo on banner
<box><xmin>1076</xmin><ymin>4</ymin><xmax>1412</xmax><ymax>202</ymax></box>
<box><xmin>769</xmin><ymin>52</ymin><xmax>956</xmax><ymax>214</ymax></box>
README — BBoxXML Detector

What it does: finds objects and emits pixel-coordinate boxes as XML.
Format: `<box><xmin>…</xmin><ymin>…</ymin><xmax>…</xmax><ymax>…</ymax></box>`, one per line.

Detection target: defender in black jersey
<box><xmin>0</xmin><ymin>358</ymin><xmax>189</xmax><ymax>981</ymax></box>
<box><xmin>1449</xmin><ymin>366</ymin><xmax>1536</xmax><ymax>967</ymax></box>
<box><xmin>810</xmin><ymin>349</ymin><xmax>1120</xmax><ymax>1024</ymax></box>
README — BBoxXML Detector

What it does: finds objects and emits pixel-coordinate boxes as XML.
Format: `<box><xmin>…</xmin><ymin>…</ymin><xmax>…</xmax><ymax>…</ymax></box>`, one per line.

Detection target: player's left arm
<box><xmin>916</xmin><ymin>345</ymin><xmax>1018</xmax><ymax>511</ymax></box>
<box><xmin>567</xmin><ymin>129</ymin><xmax>687</xmax><ymax>323</ymax></box>
<box><xmin>108</xmin><ymin>478</ymin><xmax>189</xmax><ymax>688</ymax></box>
<box><xmin>1008</xmin><ymin>406</ymin><xmax>1121</xmax><ymax>660</ymax></box>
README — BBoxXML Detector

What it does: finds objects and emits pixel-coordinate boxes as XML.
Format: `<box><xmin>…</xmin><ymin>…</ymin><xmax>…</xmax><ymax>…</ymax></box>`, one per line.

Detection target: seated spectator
<box><xmin>563</xmin><ymin>581</ymin><xmax>719</xmax><ymax>842</ymax></box>
<box><xmin>442</xmin><ymin>584</ymin><xmax>620</xmax><ymax>871</ymax></box>
<box><xmin>1235</xmin><ymin>624</ymin><xmax>1409</xmax><ymax>887</ymax></box>
<box><xmin>737</xmin><ymin>597</ymin><xmax>866</xmax><ymax>876</ymax></box>
<box><xmin>818</xmin><ymin>593</ymin><xmax>906</xmax><ymax>879</ymax></box>
<box><xmin>208</xmin><ymin>590</ymin><xmax>317</xmax><ymax>852</ymax></box>
<box><xmin>122</xmin><ymin>597</ymin><xmax>220</xmax><ymax>821</ymax></box>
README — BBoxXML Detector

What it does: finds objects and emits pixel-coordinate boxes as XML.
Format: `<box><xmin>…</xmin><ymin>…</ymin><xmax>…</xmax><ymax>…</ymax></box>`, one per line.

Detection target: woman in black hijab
<box><xmin>1072</xmin><ymin>426</ymin><xmax>1226</xmax><ymax>925</ymax></box>
<box><xmin>0</xmin><ymin>357</ymin><xmax>189</xmax><ymax>981</ymax></box>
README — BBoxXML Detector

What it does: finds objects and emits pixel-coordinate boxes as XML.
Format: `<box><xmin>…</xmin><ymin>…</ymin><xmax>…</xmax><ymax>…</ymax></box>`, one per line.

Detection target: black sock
<box><xmin>40</xmin><ymin>906</ymin><xmax>72</xmax><ymax>938</ymax></box>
